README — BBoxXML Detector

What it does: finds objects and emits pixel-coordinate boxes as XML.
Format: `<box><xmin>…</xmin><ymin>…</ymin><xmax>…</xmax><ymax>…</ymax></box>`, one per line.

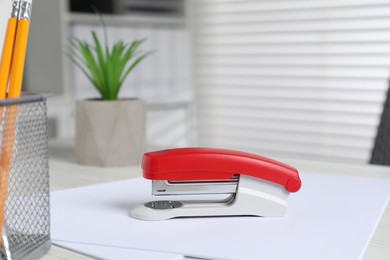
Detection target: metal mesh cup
<box><xmin>0</xmin><ymin>94</ymin><xmax>51</xmax><ymax>260</ymax></box>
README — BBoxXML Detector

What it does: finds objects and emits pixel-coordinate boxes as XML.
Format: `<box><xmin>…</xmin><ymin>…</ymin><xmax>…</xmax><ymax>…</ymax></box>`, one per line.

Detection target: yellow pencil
<box><xmin>8</xmin><ymin>0</ymin><xmax>32</xmax><ymax>98</ymax></box>
<box><xmin>0</xmin><ymin>0</ymin><xmax>20</xmax><ymax>99</ymax></box>
<box><xmin>0</xmin><ymin>0</ymin><xmax>21</xmax><ymax>241</ymax></box>
<box><xmin>0</xmin><ymin>0</ymin><xmax>32</xmax><ymax>241</ymax></box>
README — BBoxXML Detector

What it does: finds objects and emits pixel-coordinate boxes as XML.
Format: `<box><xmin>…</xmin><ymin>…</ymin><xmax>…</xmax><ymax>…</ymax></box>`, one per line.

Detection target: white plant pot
<box><xmin>75</xmin><ymin>98</ymin><xmax>146</xmax><ymax>167</ymax></box>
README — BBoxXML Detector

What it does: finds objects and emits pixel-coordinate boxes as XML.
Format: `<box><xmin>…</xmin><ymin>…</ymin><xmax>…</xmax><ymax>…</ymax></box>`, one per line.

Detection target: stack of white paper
<box><xmin>58</xmin><ymin>241</ymin><xmax>183</xmax><ymax>260</ymax></box>
<box><xmin>51</xmin><ymin>172</ymin><xmax>390</xmax><ymax>260</ymax></box>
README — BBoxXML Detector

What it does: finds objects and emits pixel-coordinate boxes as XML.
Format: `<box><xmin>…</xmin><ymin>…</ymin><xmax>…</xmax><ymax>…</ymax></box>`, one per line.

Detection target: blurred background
<box><xmin>1</xmin><ymin>0</ymin><xmax>389</xmax><ymax>165</ymax></box>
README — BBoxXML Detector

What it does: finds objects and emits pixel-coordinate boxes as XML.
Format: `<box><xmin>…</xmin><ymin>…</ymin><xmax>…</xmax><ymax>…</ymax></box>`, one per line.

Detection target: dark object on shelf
<box><xmin>69</xmin><ymin>0</ymin><xmax>184</xmax><ymax>16</ymax></box>
<box><xmin>124</xmin><ymin>0</ymin><xmax>183</xmax><ymax>15</ymax></box>
<box><xmin>69</xmin><ymin>0</ymin><xmax>116</xmax><ymax>14</ymax></box>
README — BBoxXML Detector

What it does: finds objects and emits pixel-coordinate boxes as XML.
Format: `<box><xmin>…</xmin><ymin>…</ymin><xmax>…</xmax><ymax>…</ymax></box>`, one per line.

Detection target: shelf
<box><xmin>66</xmin><ymin>13</ymin><xmax>185</xmax><ymax>27</ymax></box>
<box><xmin>26</xmin><ymin>0</ymin><xmax>192</xmax><ymax>144</ymax></box>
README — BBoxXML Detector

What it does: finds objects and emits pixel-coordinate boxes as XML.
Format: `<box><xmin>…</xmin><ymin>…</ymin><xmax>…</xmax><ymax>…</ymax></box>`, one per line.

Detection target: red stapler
<box><xmin>131</xmin><ymin>148</ymin><xmax>301</xmax><ymax>221</ymax></box>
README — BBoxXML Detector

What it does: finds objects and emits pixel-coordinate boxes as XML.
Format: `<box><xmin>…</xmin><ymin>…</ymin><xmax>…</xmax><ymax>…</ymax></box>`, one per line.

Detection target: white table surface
<box><xmin>41</xmin><ymin>141</ymin><xmax>390</xmax><ymax>260</ymax></box>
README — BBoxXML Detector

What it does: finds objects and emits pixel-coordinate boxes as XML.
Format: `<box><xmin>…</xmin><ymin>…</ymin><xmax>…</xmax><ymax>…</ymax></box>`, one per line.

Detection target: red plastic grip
<box><xmin>142</xmin><ymin>148</ymin><xmax>301</xmax><ymax>193</ymax></box>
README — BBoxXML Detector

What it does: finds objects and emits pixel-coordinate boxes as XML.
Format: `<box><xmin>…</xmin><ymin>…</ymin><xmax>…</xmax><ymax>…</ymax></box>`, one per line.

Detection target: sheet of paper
<box><xmin>55</xmin><ymin>241</ymin><xmax>183</xmax><ymax>260</ymax></box>
<box><xmin>51</xmin><ymin>173</ymin><xmax>390</xmax><ymax>260</ymax></box>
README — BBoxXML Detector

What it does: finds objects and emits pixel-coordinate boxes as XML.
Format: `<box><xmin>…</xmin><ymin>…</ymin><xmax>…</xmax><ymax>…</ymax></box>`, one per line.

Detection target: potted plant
<box><xmin>67</xmin><ymin>16</ymin><xmax>152</xmax><ymax>167</ymax></box>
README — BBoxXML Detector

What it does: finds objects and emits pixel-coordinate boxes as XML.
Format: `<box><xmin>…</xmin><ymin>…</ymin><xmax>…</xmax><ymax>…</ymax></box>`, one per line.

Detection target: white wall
<box><xmin>0</xmin><ymin>2</ymin><xmax>10</xmax><ymax>53</ymax></box>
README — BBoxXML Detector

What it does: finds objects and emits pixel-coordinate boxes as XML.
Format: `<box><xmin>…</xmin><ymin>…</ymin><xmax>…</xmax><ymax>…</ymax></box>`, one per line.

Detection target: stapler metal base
<box><xmin>131</xmin><ymin>175</ymin><xmax>289</xmax><ymax>221</ymax></box>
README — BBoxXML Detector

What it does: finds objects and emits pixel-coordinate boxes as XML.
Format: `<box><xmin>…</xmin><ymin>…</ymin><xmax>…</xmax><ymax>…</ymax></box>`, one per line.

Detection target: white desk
<box><xmin>41</xmin><ymin>143</ymin><xmax>390</xmax><ymax>260</ymax></box>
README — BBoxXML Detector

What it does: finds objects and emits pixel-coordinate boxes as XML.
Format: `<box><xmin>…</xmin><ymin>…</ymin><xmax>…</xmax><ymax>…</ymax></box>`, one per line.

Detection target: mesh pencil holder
<box><xmin>0</xmin><ymin>94</ymin><xmax>51</xmax><ymax>260</ymax></box>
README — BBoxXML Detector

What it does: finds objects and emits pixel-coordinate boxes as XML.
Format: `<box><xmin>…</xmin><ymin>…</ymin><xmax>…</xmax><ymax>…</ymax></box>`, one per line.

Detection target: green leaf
<box><xmin>110</xmin><ymin>43</ymin><xmax>125</xmax><ymax>98</ymax></box>
<box><xmin>79</xmin><ymin>43</ymin><xmax>103</xmax><ymax>89</ymax></box>
<box><xmin>66</xmin><ymin>52</ymin><xmax>94</xmax><ymax>84</ymax></box>
<box><xmin>120</xmin><ymin>51</ymin><xmax>154</xmax><ymax>87</ymax></box>
<box><xmin>92</xmin><ymin>31</ymin><xmax>106</xmax><ymax>70</ymax></box>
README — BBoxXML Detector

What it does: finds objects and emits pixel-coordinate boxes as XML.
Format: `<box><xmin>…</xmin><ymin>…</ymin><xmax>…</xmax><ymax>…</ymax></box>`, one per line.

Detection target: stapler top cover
<box><xmin>142</xmin><ymin>148</ymin><xmax>301</xmax><ymax>192</ymax></box>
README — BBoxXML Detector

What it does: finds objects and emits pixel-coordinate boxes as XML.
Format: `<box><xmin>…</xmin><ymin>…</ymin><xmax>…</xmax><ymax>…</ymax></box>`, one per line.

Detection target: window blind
<box><xmin>193</xmin><ymin>0</ymin><xmax>390</xmax><ymax>163</ymax></box>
